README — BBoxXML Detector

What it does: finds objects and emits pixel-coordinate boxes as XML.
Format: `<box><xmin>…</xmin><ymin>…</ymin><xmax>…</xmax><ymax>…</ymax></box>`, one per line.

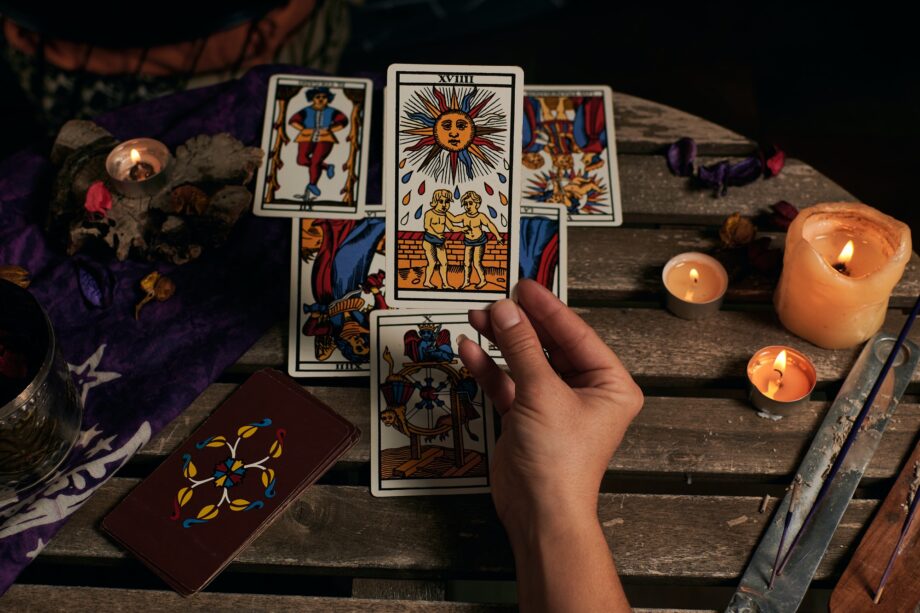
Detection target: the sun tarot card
<box><xmin>385</xmin><ymin>64</ymin><xmax>523</xmax><ymax>307</ymax></box>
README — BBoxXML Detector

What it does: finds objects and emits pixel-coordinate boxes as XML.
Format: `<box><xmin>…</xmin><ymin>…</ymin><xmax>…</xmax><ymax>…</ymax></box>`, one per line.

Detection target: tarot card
<box><xmin>484</xmin><ymin>203</ymin><xmax>568</xmax><ymax>359</ymax></box>
<box><xmin>520</xmin><ymin>203</ymin><xmax>567</xmax><ymax>303</ymax></box>
<box><xmin>287</xmin><ymin>215</ymin><xmax>388</xmax><ymax>377</ymax></box>
<box><xmin>385</xmin><ymin>64</ymin><xmax>523</xmax><ymax>307</ymax></box>
<box><xmin>102</xmin><ymin>369</ymin><xmax>359</xmax><ymax>594</ymax></box>
<box><xmin>254</xmin><ymin>74</ymin><xmax>373</xmax><ymax>219</ymax></box>
<box><xmin>521</xmin><ymin>85</ymin><xmax>622</xmax><ymax>226</ymax></box>
<box><xmin>370</xmin><ymin>310</ymin><xmax>496</xmax><ymax>497</ymax></box>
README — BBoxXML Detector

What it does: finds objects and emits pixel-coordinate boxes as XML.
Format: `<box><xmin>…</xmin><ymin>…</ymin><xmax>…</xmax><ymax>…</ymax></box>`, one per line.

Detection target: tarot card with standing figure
<box><xmin>521</xmin><ymin>85</ymin><xmax>622</xmax><ymax>226</ymax></box>
<box><xmin>385</xmin><ymin>64</ymin><xmax>523</xmax><ymax>307</ymax></box>
<box><xmin>254</xmin><ymin>74</ymin><xmax>373</xmax><ymax>219</ymax></box>
<box><xmin>370</xmin><ymin>311</ymin><xmax>496</xmax><ymax>496</ymax></box>
<box><xmin>287</xmin><ymin>215</ymin><xmax>388</xmax><ymax>377</ymax></box>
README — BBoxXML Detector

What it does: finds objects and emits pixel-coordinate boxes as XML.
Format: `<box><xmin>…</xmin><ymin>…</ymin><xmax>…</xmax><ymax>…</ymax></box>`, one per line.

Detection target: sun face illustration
<box><xmin>401</xmin><ymin>86</ymin><xmax>506</xmax><ymax>183</ymax></box>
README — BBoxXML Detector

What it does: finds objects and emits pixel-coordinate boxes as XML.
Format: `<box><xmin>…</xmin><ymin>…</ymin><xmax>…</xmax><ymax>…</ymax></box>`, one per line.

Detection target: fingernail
<box><xmin>491</xmin><ymin>299</ymin><xmax>521</xmax><ymax>331</ymax></box>
<box><xmin>457</xmin><ymin>333</ymin><xmax>469</xmax><ymax>346</ymax></box>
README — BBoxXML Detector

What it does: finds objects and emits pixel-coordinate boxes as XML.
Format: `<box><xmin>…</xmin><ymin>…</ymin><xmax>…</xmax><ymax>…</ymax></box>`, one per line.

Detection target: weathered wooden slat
<box><xmin>0</xmin><ymin>585</ymin><xmax>707</xmax><ymax>613</ymax></box>
<box><xmin>618</xmin><ymin>155</ymin><xmax>853</xmax><ymax>225</ymax></box>
<box><xmin>231</xmin><ymin>309</ymin><xmax>920</xmax><ymax>386</ymax></box>
<box><xmin>144</xmin><ymin>384</ymin><xmax>920</xmax><ymax>482</ymax></box>
<box><xmin>566</xmin><ymin>228</ymin><xmax>920</xmax><ymax>307</ymax></box>
<box><xmin>39</xmin><ymin>481</ymin><xmax>875</xmax><ymax>583</ymax></box>
<box><xmin>0</xmin><ymin>585</ymin><xmax>509</xmax><ymax>612</ymax></box>
<box><xmin>613</xmin><ymin>91</ymin><xmax>755</xmax><ymax>156</ymax></box>
<box><xmin>352</xmin><ymin>578</ymin><xmax>447</xmax><ymax>601</ymax></box>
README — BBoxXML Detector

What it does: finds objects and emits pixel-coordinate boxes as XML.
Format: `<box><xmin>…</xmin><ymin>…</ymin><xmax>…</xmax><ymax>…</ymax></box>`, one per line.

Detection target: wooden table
<box><xmin>5</xmin><ymin>93</ymin><xmax>920</xmax><ymax>612</ymax></box>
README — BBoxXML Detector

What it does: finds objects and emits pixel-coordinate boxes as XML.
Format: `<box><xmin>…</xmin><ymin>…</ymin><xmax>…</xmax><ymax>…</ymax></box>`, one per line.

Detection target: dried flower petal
<box><xmin>726</xmin><ymin>156</ymin><xmax>763</xmax><ymax>187</ymax></box>
<box><xmin>747</xmin><ymin>236</ymin><xmax>783</xmax><ymax>276</ymax></box>
<box><xmin>154</xmin><ymin>276</ymin><xmax>176</xmax><ymax>301</ymax></box>
<box><xmin>698</xmin><ymin>160</ymin><xmax>729</xmax><ymax>196</ymax></box>
<box><xmin>698</xmin><ymin>156</ymin><xmax>763</xmax><ymax>197</ymax></box>
<box><xmin>84</xmin><ymin>181</ymin><xmax>113</xmax><ymax>217</ymax></box>
<box><xmin>770</xmin><ymin>200</ymin><xmax>799</xmax><ymax>230</ymax></box>
<box><xmin>666</xmin><ymin>137</ymin><xmax>697</xmax><ymax>177</ymax></box>
<box><xmin>136</xmin><ymin>271</ymin><xmax>175</xmax><ymax>319</ymax></box>
<box><xmin>763</xmin><ymin>145</ymin><xmax>786</xmax><ymax>178</ymax></box>
<box><xmin>720</xmin><ymin>213</ymin><xmax>757</xmax><ymax>247</ymax></box>
<box><xmin>0</xmin><ymin>265</ymin><xmax>30</xmax><ymax>288</ymax></box>
<box><xmin>75</xmin><ymin>260</ymin><xmax>115</xmax><ymax>308</ymax></box>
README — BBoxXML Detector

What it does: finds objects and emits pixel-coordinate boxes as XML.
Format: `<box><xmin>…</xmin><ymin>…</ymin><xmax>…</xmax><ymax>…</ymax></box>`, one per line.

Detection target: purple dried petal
<box><xmin>698</xmin><ymin>160</ymin><xmax>729</xmax><ymax>196</ymax></box>
<box><xmin>770</xmin><ymin>200</ymin><xmax>799</xmax><ymax>230</ymax></box>
<box><xmin>666</xmin><ymin>137</ymin><xmax>697</xmax><ymax>177</ymax></box>
<box><xmin>725</xmin><ymin>156</ymin><xmax>763</xmax><ymax>187</ymax></box>
<box><xmin>76</xmin><ymin>260</ymin><xmax>115</xmax><ymax>308</ymax></box>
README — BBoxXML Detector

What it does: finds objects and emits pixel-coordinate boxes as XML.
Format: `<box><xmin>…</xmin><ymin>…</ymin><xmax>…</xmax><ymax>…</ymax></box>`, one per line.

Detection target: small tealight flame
<box><xmin>837</xmin><ymin>240</ymin><xmax>854</xmax><ymax>266</ymax></box>
<box><xmin>773</xmin><ymin>349</ymin><xmax>787</xmax><ymax>375</ymax></box>
<box><xmin>689</xmin><ymin>267</ymin><xmax>699</xmax><ymax>283</ymax></box>
<box><xmin>130</xmin><ymin>148</ymin><xmax>141</xmax><ymax>164</ymax></box>
<box><xmin>766</xmin><ymin>349</ymin><xmax>787</xmax><ymax>399</ymax></box>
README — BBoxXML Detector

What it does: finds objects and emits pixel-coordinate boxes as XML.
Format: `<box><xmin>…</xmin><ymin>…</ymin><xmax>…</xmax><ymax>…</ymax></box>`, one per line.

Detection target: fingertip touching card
<box><xmin>370</xmin><ymin>310</ymin><xmax>496</xmax><ymax>497</ymax></box>
<box><xmin>384</xmin><ymin>64</ymin><xmax>523</xmax><ymax>307</ymax></box>
<box><xmin>254</xmin><ymin>74</ymin><xmax>373</xmax><ymax>219</ymax></box>
<box><xmin>521</xmin><ymin>85</ymin><xmax>622</xmax><ymax>226</ymax></box>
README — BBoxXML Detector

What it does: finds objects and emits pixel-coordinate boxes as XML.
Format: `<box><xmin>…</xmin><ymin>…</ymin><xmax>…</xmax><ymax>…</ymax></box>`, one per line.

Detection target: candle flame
<box><xmin>689</xmin><ymin>267</ymin><xmax>699</xmax><ymax>284</ymax></box>
<box><xmin>765</xmin><ymin>349</ymin><xmax>787</xmax><ymax>399</ymax></box>
<box><xmin>837</xmin><ymin>240</ymin><xmax>854</xmax><ymax>266</ymax></box>
<box><xmin>130</xmin><ymin>148</ymin><xmax>141</xmax><ymax>164</ymax></box>
<box><xmin>773</xmin><ymin>349</ymin><xmax>787</xmax><ymax>375</ymax></box>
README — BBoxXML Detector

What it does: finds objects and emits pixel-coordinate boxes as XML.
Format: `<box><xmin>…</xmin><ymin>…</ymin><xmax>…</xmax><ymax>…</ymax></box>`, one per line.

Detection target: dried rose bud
<box><xmin>170</xmin><ymin>185</ymin><xmax>209</xmax><ymax>215</ymax></box>
<box><xmin>719</xmin><ymin>213</ymin><xmax>757</xmax><ymax>248</ymax></box>
<box><xmin>136</xmin><ymin>271</ymin><xmax>175</xmax><ymax>319</ymax></box>
<box><xmin>0</xmin><ymin>265</ymin><xmax>30</xmax><ymax>289</ymax></box>
<box><xmin>154</xmin><ymin>275</ymin><xmax>176</xmax><ymax>301</ymax></box>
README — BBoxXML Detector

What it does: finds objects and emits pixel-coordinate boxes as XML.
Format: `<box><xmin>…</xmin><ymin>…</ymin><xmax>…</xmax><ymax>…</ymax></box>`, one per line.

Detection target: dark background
<box><xmin>1</xmin><ymin>1</ymin><xmax>916</xmax><ymax>235</ymax></box>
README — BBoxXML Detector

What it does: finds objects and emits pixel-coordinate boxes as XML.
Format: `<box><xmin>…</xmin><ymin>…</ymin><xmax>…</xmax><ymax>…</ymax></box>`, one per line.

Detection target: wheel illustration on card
<box><xmin>378</xmin><ymin>323</ymin><xmax>485</xmax><ymax>480</ymax></box>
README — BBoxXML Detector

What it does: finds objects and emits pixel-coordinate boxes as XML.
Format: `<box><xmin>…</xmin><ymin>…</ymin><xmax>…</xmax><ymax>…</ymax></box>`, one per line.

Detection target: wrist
<box><xmin>502</xmin><ymin>495</ymin><xmax>599</xmax><ymax>552</ymax></box>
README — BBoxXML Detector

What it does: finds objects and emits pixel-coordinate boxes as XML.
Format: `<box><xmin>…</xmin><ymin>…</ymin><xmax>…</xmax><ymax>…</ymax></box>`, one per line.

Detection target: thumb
<box><xmin>489</xmin><ymin>299</ymin><xmax>557</xmax><ymax>393</ymax></box>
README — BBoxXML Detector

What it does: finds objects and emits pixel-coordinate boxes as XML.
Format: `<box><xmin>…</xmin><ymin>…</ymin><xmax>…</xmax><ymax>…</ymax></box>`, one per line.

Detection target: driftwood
<box><xmin>46</xmin><ymin>121</ymin><xmax>263</xmax><ymax>265</ymax></box>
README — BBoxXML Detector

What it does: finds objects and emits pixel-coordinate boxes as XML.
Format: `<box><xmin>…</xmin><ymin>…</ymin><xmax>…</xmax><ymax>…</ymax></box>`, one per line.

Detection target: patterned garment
<box><xmin>0</xmin><ymin>64</ymin><xmax>380</xmax><ymax>594</ymax></box>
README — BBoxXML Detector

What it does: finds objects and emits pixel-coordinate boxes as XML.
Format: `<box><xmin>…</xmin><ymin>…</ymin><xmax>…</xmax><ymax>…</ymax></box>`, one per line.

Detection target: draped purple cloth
<box><xmin>0</xmin><ymin>65</ymin><xmax>380</xmax><ymax>593</ymax></box>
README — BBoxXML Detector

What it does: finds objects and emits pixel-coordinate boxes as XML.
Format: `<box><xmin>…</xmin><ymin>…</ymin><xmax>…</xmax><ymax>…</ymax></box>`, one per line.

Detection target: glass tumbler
<box><xmin>0</xmin><ymin>279</ymin><xmax>83</xmax><ymax>497</ymax></box>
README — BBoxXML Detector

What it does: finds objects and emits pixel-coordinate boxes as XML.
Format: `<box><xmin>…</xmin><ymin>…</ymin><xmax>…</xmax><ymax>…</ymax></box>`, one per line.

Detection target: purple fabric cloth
<box><xmin>0</xmin><ymin>64</ymin><xmax>380</xmax><ymax>593</ymax></box>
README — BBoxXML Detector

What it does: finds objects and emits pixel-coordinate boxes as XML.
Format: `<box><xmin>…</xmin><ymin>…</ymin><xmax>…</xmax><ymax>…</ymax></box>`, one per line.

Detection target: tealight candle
<box><xmin>662</xmin><ymin>252</ymin><xmax>728</xmax><ymax>319</ymax></box>
<box><xmin>747</xmin><ymin>345</ymin><xmax>816</xmax><ymax>414</ymax></box>
<box><xmin>774</xmin><ymin>202</ymin><xmax>911</xmax><ymax>349</ymax></box>
<box><xmin>104</xmin><ymin>138</ymin><xmax>171</xmax><ymax>198</ymax></box>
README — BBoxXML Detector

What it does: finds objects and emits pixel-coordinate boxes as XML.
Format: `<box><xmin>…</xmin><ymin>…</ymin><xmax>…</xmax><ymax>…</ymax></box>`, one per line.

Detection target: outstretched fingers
<box><xmin>515</xmin><ymin>279</ymin><xmax>630</xmax><ymax>386</ymax></box>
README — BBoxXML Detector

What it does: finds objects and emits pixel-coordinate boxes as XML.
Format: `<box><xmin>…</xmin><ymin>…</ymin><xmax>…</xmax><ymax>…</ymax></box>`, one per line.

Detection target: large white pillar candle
<box><xmin>774</xmin><ymin>202</ymin><xmax>911</xmax><ymax>349</ymax></box>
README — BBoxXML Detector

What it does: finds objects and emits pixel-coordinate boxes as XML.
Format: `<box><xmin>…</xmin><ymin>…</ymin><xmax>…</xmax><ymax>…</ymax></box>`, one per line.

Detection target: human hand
<box><xmin>458</xmin><ymin>279</ymin><xmax>643</xmax><ymax>540</ymax></box>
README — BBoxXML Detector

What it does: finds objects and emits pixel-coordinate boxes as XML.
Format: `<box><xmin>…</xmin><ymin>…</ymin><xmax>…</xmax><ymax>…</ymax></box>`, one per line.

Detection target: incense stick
<box><xmin>774</xmin><ymin>294</ymin><xmax>920</xmax><ymax>578</ymax></box>
<box><xmin>873</xmin><ymin>467</ymin><xmax>920</xmax><ymax>604</ymax></box>
<box><xmin>768</xmin><ymin>475</ymin><xmax>802</xmax><ymax>588</ymax></box>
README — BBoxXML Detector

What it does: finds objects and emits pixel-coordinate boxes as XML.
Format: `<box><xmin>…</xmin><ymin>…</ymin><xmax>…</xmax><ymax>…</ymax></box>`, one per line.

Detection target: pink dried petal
<box><xmin>770</xmin><ymin>200</ymin><xmax>799</xmax><ymax>230</ymax></box>
<box><xmin>666</xmin><ymin>137</ymin><xmax>697</xmax><ymax>177</ymax></box>
<box><xmin>764</xmin><ymin>145</ymin><xmax>786</xmax><ymax>178</ymax></box>
<box><xmin>84</xmin><ymin>181</ymin><xmax>112</xmax><ymax>216</ymax></box>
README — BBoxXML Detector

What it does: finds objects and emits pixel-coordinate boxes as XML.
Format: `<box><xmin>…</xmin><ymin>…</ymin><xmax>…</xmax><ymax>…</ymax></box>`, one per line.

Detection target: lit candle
<box><xmin>104</xmin><ymin>138</ymin><xmax>171</xmax><ymax>198</ymax></box>
<box><xmin>662</xmin><ymin>252</ymin><xmax>728</xmax><ymax>319</ymax></box>
<box><xmin>775</xmin><ymin>202</ymin><xmax>911</xmax><ymax>349</ymax></box>
<box><xmin>747</xmin><ymin>345</ymin><xmax>816</xmax><ymax>413</ymax></box>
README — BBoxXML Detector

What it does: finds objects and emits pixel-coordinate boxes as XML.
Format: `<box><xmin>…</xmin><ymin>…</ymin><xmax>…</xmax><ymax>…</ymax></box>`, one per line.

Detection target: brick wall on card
<box><xmin>396</xmin><ymin>231</ymin><xmax>508</xmax><ymax>271</ymax></box>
